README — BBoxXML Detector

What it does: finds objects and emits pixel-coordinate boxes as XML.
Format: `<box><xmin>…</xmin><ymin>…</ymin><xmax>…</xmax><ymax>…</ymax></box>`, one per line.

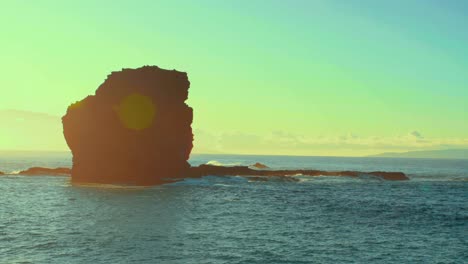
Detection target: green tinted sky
<box><xmin>0</xmin><ymin>0</ymin><xmax>467</xmax><ymax>156</ymax></box>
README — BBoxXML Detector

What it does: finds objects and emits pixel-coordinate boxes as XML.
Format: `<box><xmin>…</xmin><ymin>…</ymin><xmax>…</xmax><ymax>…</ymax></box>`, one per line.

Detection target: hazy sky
<box><xmin>1</xmin><ymin>0</ymin><xmax>467</xmax><ymax>156</ymax></box>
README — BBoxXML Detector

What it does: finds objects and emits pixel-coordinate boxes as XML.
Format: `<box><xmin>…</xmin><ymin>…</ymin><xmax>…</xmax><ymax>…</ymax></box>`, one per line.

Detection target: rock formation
<box><xmin>250</xmin><ymin>162</ymin><xmax>269</xmax><ymax>169</ymax></box>
<box><xmin>18</xmin><ymin>167</ymin><xmax>71</xmax><ymax>176</ymax></box>
<box><xmin>62</xmin><ymin>66</ymin><xmax>193</xmax><ymax>185</ymax></box>
<box><xmin>5</xmin><ymin>164</ymin><xmax>408</xmax><ymax>181</ymax></box>
<box><xmin>188</xmin><ymin>164</ymin><xmax>408</xmax><ymax>181</ymax></box>
<box><xmin>61</xmin><ymin>65</ymin><xmax>408</xmax><ymax>185</ymax></box>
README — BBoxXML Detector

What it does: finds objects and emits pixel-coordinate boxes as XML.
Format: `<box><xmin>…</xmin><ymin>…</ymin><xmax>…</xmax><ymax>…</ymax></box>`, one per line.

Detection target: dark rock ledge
<box><xmin>4</xmin><ymin>165</ymin><xmax>408</xmax><ymax>183</ymax></box>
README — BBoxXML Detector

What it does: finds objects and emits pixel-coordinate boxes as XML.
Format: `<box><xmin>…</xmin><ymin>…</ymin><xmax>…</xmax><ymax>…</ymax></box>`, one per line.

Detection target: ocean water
<box><xmin>0</xmin><ymin>153</ymin><xmax>467</xmax><ymax>263</ymax></box>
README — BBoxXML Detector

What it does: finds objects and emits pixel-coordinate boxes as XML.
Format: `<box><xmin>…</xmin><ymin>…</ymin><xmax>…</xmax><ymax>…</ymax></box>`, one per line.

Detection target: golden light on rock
<box><xmin>68</xmin><ymin>100</ymin><xmax>85</xmax><ymax>110</ymax></box>
<box><xmin>116</xmin><ymin>93</ymin><xmax>156</xmax><ymax>130</ymax></box>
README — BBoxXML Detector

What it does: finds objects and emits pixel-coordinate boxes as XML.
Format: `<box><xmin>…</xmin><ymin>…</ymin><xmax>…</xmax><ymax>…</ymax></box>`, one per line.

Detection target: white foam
<box><xmin>205</xmin><ymin>160</ymin><xmax>241</xmax><ymax>167</ymax></box>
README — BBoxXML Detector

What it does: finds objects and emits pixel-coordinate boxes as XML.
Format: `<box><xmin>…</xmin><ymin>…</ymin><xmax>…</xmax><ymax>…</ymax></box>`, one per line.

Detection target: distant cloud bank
<box><xmin>2</xmin><ymin>109</ymin><xmax>467</xmax><ymax>157</ymax></box>
<box><xmin>193</xmin><ymin>128</ymin><xmax>468</xmax><ymax>156</ymax></box>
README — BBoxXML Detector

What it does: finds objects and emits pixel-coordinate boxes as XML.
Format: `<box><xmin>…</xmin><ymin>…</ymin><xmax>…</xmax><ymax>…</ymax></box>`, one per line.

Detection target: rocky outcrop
<box><xmin>60</xmin><ymin>65</ymin><xmax>408</xmax><ymax>185</ymax></box>
<box><xmin>6</xmin><ymin>165</ymin><xmax>408</xmax><ymax>181</ymax></box>
<box><xmin>188</xmin><ymin>164</ymin><xmax>409</xmax><ymax>181</ymax></box>
<box><xmin>18</xmin><ymin>167</ymin><xmax>71</xmax><ymax>176</ymax></box>
<box><xmin>250</xmin><ymin>162</ymin><xmax>269</xmax><ymax>169</ymax></box>
<box><xmin>62</xmin><ymin>66</ymin><xmax>193</xmax><ymax>185</ymax></box>
<box><xmin>365</xmin><ymin>171</ymin><xmax>408</xmax><ymax>181</ymax></box>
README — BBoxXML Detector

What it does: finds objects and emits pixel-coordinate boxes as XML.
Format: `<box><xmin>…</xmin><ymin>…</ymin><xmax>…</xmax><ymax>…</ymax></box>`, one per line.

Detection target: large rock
<box><xmin>61</xmin><ymin>65</ymin><xmax>408</xmax><ymax>186</ymax></box>
<box><xmin>62</xmin><ymin>66</ymin><xmax>193</xmax><ymax>185</ymax></box>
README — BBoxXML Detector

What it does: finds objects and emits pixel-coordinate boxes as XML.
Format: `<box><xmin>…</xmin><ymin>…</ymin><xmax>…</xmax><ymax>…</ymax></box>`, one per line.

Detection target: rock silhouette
<box><xmin>61</xmin><ymin>66</ymin><xmax>408</xmax><ymax>185</ymax></box>
<box><xmin>250</xmin><ymin>162</ymin><xmax>269</xmax><ymax>169</ymax></box>
<box><xmin>63</xmin><ymin>66</ymin><xmax>193</xmax><ymax>185</ymax></box>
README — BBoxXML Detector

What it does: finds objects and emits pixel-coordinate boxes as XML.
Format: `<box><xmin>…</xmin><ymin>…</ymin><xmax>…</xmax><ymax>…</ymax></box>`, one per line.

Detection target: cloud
<box><xmin>192</xmin><ymin>129</ymin><xmax>223</xmax><ymax>154</ymax></box>
<box><xmin>0</xmin><ymin>109</ymin><xmax>59</xmax><ymax>121</ymax></box>
<box><xmin>191</xmin><ymin>128</ymin><xmax>468</xmax><ymax>156</ymax></box>
<box><xmin>4</xmin><ymin>109</ymin><xmax>466</xmax><ymax>157</ymax></box>
<box><xmin>409</xmin><ymin>130</ymin><xmax>424</xmax><ymax>139</ymax></box>
<box><xmin>0</xmin><ymin>109</ymin><xmax>68</xmax><ymax>151</ymax></box>
<box><xmin>218</xmin><ymin>132</ymin><xmax>263</xmax><ymax>151</ymax></box>
<box><xmin>266</xmin><ymin>130</ymin><xmax>305</xmax><ymax>147</ymax></box>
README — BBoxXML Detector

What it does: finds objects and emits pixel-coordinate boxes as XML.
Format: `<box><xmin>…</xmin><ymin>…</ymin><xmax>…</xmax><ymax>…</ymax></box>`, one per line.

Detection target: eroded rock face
<box><xmin>62</xmin><ymin>66</ymin><xmax>193</xmax><ymax>185</ymax></box>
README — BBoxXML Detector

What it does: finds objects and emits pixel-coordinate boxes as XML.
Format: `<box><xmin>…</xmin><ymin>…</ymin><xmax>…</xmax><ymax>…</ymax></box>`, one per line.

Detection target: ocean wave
<box><xmin>167</xmin><ymin>174</ymin><xmax>394</xmax><ymax>186</ymax></box>
<box><xmin>407</xmin><ymin>174</ymin><xmax>468</xmax><ymax>182</ymax></box>
<box><xmin>452</xmin><ymin>177</ymin><xmax>468</xmax><ymax>181</ymax></box>
<box><xmin>205</xmin><ymin>160</ymin><xmax>242</xmax><ymax>167</ymax></box>
<box><xmin>294</xmin><ymin>175</ymin><xmax>361</xmax><ymax>183</ymax></box>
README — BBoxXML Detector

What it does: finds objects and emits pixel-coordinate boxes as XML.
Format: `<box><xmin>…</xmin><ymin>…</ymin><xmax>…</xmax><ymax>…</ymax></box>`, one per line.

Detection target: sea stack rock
<box><xmin>62</xmin><ymin>66</ymin><xmax>193</xmax><ymax>185</ymax></box>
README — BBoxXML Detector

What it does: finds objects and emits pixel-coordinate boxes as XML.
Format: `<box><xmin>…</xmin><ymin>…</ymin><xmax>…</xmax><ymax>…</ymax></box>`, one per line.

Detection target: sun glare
<box><xmin>115</xmin><ymin>93</ymin><xmax>156</xmax><ymax>130</ymax></box>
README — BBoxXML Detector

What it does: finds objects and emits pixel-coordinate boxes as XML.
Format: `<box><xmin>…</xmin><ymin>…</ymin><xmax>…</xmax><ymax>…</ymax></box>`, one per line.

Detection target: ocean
<box><xmin>0</xmin><ymin>153</ymin><xmax>467</xmax><ymax>263</ymax></box>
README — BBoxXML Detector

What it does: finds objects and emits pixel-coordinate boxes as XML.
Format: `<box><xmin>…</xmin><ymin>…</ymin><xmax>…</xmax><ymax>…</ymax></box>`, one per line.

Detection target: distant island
<box><xmin>369</xmin><ymin>149</ymin><xmax>468</xmax><ymax>159</ymax></box>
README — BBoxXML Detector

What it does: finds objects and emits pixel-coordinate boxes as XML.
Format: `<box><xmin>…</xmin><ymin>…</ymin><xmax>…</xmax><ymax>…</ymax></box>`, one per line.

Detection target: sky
<box><xmin>0</xmin><ymin>0</ymin><xmax>467</xmax><ymax>156</ymax></box>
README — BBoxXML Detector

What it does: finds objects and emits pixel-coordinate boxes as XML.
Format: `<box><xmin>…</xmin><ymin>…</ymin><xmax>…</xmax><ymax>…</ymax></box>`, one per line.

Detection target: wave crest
<box><xmin>205</xmin><ymin>160</ymin><xmax>241</xmax><ymax>167</ymax></box>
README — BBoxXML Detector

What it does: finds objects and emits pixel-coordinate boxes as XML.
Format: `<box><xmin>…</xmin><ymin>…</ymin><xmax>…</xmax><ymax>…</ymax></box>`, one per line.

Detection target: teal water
<box><xmin>0</xmin><ymin>154</ymin><xmax>467</xmax><ymax>263</ymax></box>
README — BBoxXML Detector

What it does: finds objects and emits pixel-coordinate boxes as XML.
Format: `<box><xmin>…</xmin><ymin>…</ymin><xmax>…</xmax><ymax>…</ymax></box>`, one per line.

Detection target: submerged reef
<box><xmin>62</xmin><ymin>66</ymin><xmax>193</xmax><ymax>185</ymax></box>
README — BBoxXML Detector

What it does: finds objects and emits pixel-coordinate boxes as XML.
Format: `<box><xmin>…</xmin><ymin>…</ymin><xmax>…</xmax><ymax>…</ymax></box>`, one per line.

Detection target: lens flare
<box><xmin>116</xmin><ymin>93</ymin><xmax>156</xmax><ymax>130</ymax></box>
